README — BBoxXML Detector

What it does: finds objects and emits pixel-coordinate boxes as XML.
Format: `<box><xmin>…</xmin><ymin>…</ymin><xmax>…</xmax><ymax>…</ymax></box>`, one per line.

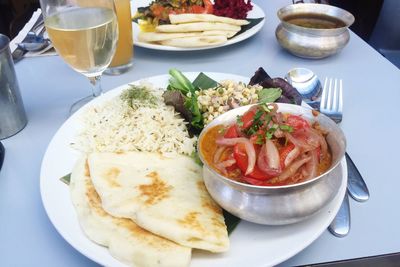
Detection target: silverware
<box><xmin>346</xmin><ymin>152</ymin><xmax>370</xmax><ymax>202</ymax></box>
<box><xmin>320</xmin><ymin>77</ymin><xmax>343</xmax><ymax>123</ymax></box>
<box><xmin>328</xmin><ymin>192</ymin><xmax>350</xmax><ymax>237</ymax></box>
<box><xmin>12</xmin><ymin>14</ymin><xmax>45</xmax><ymax>62</ymax></box>
<box><xmin>320</xmin><ymin>77</ymin><xmax>370</xmax><ymax>202</ymax></box>
<box><xmin>285</xmin><ymin>67</ymin><xmax>322</xmax><ymax>109</ymax></box>
<box><xmin>319</xmin><ymin>77</ymin><xmax>350</xmax><ymax>237</ymax></box>
<box><xmin>17</xmin><ymin>40</ymin><xmax>50</xmax><ymax>52</ymax></box>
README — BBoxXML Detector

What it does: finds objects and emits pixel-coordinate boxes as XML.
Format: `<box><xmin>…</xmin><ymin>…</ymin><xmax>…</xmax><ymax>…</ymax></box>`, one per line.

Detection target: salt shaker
<box><xmin>0</xmin><ymin>34</ymin><xmax>27</xmax><ymax>139</ymax></box>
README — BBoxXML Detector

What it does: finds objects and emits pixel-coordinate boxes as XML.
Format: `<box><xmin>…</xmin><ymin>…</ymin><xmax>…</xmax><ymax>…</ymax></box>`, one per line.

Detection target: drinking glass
<box><xmin>104</xmin><ymin>0</ymin><xmax>133</xmax><ymax>75</ymax></box>
<box><xmin>39</xmin><ymin>0</ymin><xmax>118</xmax><ymax>114</ymax></box>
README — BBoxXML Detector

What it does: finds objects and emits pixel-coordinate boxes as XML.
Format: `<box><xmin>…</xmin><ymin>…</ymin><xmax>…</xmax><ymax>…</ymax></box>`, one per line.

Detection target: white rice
<box><xmin>71</xmin><ymin>83</ymin><xmax>197</xmax><ymax>157</ymax></box>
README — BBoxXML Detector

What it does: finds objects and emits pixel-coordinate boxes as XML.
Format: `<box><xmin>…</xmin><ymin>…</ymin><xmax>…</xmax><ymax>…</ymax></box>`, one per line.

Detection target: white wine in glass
<box><xmin>40</xmin><ymin>0</ymin><xmax>118</xmax><ymax>114</ymax></box>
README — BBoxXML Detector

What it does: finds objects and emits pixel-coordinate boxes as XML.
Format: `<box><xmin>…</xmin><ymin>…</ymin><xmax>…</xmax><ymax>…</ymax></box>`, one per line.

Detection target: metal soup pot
<box><xmin>275</xmin><ymin>3</ymin><xmax>355</xmax><ymax>59</ymax></box>
<box><xmin>198</xmin><ymin>103</ymin><xmax>346</xmax><ymax>225</ymax></box>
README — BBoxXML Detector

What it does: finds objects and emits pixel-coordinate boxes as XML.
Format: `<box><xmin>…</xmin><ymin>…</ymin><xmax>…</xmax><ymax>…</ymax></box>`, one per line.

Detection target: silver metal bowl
<box><xmin>275</xmin><ymin>3</ymin><xmax>355</xmax><ymax>59</ymax></box>
<box><xmin>198</xmin><ymin>103</ymin><xmax>346</xmax><ymax>225</ymax></box>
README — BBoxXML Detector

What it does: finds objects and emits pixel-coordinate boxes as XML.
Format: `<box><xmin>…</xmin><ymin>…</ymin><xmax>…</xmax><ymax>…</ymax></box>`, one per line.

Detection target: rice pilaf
<box><xmin>71</xmin><ymin>83</ymin><xmax>196</xmax><ymax>157</ymax></box>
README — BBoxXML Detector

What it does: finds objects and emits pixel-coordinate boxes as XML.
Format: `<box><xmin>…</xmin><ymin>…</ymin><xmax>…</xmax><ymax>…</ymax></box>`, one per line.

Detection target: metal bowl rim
<box><xmin>277</xmin><ymin>3</ymin><xmax>355</xmax><ymax>31</ymax></box>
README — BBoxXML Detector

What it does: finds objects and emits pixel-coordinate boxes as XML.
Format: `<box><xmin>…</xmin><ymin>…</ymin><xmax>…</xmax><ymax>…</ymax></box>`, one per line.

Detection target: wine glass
<box><xmin>39</xmin><ymin>0</ymin><xmax>118</xmax><ymax>114</ymax></box>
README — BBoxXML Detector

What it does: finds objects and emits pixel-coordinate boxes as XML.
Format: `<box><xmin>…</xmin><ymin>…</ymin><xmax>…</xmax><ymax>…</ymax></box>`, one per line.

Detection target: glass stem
<box><xmin>89</xmin><ymin>75</ymin><xmax>103</xmax><ymax>97</ymax></box>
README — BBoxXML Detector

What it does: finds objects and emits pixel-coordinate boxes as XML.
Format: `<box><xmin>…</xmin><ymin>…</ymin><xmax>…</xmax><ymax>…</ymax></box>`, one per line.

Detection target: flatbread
<box><xmin>138</xmin><ymin>30</ymin><xmax>237</xmax><ymax>43</ymax></box>
<box><xmin>169</xmin><ymin>13</ymin><xmax>249</xmax><ymax>26</ymax></box>
<box><xmin>70</xmin><ymin>157</ymin><xmax>192</xmax><ymax>267</ymax></box>
<box><xmin>156</xmin><ymin>22</ymin><xmax>241</xmax><ymax>33</ymax></box>
<box><xmin>88</xmin><ymin>152</ymin><xmax>229</xmax><ymax>253</ymax></box>
<box><xmin>160</xmin><ymin>35</ymin><xmax>227</xmax><ymax>47</ymax></box>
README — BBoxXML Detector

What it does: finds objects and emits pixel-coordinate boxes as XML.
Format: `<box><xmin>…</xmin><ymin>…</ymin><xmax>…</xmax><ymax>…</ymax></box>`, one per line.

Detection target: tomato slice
<box><xmin>239</xmin><ymin>109</ymin><xmax>256</xmax><ymax>130</ymax></box>
<box><xmin>203</xmin><ymin>0</ymin><xmax>214</xmax><ymax>13</ymax></box>
<box><xmin>189</xmin><ymin>5</ymin><xmax>205</xmax><ymax>13</ymax></box>
<box><xmin>279</xmin><ymin>143</ymin><xmax>295</xmax><ymax>169</ymax></box>
<box><xmin>233</xmin><ymin>143</ymin><xmax>273</xmax><ymax>180</ymax></box>
<box><xmin>224</xmin><ymin>125</ymin><xmax>239</xmax><ymax>138</ymax></box>
<box><xmin>286</xmin><ymin>115</ymin><xmax>310</xmax><ymax>131</ymax></box>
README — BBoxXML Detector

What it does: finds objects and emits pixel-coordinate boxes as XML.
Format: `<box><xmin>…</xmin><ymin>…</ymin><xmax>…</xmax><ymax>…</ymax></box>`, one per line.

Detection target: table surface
<box><xmin>2</xmin><ymin>0</ymin><xmax>400</xmax><ymax>266</ymax></box>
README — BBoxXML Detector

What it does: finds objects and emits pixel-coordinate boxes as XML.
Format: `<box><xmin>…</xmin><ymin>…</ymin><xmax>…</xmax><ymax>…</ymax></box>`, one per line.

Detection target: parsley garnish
<box><xmin>236</xmin><ymin>115</ymin><xmax>244</xmax><ymax>127</ymax></box>
<box><xmin>121</xmin><ymin>85</ymin><xmax>158</xmax><ymax>109</ymax></box>
<box><xmin>265</xmin><ymin>124</ymin><xmax>279</xmax><ymax>139</ymax></box>
<box><xmin>279</xmin><ymin>124</ymin><xmax>293</xmax><ymax>132</ymax></box>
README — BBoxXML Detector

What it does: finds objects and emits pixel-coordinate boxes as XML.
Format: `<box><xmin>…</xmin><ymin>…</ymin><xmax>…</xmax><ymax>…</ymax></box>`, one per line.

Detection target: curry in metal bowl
<box><xmin>197</xmin><ymin>103</ymin><xmax>346</xmax><ymax>225</ymax></box>
<box><xmin>200</xmin><ymin>103</ymin><xmax>331</xmax><ymax>186</ymax></box>
<box><xmin>275</xmin><ymin>3</ymin><xmax>355</xmax><ymax>59</ymax></box>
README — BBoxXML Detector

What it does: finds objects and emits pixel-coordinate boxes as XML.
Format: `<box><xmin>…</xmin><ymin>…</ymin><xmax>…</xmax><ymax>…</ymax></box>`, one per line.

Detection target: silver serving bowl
<box><xmin>275</xmin><ymin>4</ymin><xmax>355</xmax><ymax>59</ymax></box>
<box><xmin>198</xmin><ymin>103</ymin><xmax>346</xmax><ymax>225</ymax></box>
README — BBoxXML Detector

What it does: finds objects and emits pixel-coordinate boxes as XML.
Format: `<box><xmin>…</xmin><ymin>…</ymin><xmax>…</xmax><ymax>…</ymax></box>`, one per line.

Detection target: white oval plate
<box><xmin>40</xmin><ymin>72</ymin><xmax>347</xmax><ymax>267</ymax></box>
<box><xmin>131</xmin><ymin>1</ymin><xmax>266</xmax><ymax>51</ymax></box>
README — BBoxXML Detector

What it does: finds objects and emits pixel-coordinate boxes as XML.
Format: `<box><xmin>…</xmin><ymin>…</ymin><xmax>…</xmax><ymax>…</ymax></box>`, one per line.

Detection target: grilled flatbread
<box><xmin>156</xmin><ymin>22</ymin><xmax>241</xmax><ymax>33</ymax></box>
<box><xmin>169</xmin><ymin>13</ymin><xmax>249</xmax><ymax>26</ymax></box>
<box><xmin>70</xmin><ymin>157</ymin><xmax>192</xmax><ymax>267</ymax></box>
<box><xmin>160</xmin><ymin>35</ymin><xmax>227</xmax><ymax>47</ymax></box>
<box><xmin>88</xmin><ymin>152</ymin><xmax>229</xmax><ymax>253</ymax></box>
<box><xmin>138</xmin><ymin>30</ymin><xmax>237</xmax><ymax>43</ymax></box>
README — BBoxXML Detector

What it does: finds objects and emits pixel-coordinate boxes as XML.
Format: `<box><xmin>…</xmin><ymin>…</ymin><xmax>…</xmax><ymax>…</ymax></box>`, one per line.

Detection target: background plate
<box><xmin>131</xmin><ymin>1</ymin><xmax>266</xmax><ymax>51</ymax></box>
<box><xmin>40</xmin><ymin>73</ymin><xmax>347</xmax><ymax>267</ymax></box>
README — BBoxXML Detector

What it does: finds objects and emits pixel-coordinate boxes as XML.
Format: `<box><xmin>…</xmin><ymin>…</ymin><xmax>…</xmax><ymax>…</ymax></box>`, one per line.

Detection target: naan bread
<box><xmin>70</xmin><ymin>157</ymin><xmax>192</xmax><ymax>267</ymax></box>
<box><xmin>88</xmin><ymin>152</ymin><xmax>229</xmax><ymax>253</ymax></box>
<box><xmin>169</xmin><ymin>13</ymin><xmax>249</xmax><ymax>26</ymax></box>
<box><xmin>156</xmin><ymin>22</ymin><xmax>241</xmax><ymax>33</ymax></box>
<box><xmin>138</xmin><ymin>30</ymin><xmax>237</xmax><ymax>43</ymax></box>
<box><xmin>160</xmin><ymin>35</ymin><xmax>227</xmax><ymax>47</ymax></box>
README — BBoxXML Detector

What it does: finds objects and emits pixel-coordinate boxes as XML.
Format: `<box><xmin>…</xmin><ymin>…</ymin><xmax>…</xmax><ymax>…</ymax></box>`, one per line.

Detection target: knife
<box><xmin>328</xmin><ymin>192</ymin><xmax>351</xmax><ymax>237</ymax></box>
<box><xmin>346</xmin><ymin>152</ymin><xmax>370</xmax><ymax>202</ymax></box>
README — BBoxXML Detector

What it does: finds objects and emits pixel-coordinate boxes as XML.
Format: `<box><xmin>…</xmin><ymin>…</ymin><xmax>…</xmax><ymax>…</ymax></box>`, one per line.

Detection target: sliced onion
<box><xmin>304</xmin><ymin>149</ymin><xmax>319</xmax><ymax>180</ymax></box>
<box><xmin>216</xmin><ymin>137</ymin><xmax>255</xmax><ymax>175</ymax></box>
<box><xmin>285</xmin><ymin>132</ymin><xmax>317</xmax><ymax>152</ymax></box>
<box><xmin>308</xmin><ymin>128</ymin><xmax>328</xmax><ymax>159</ymax></box>
<box><xmin>213</xmin><ymin>146</ymin><xmax>226</xmax><ymax>164</ymax></box>
<box><xmin>257</xmin><ymin>140</ymin><xmax>281</xmax><ymax>176</ymax></box>
<box><xmin>284</xmin><ymin>146</ymin><xmax>301</xmax><ymax>167</ymax></box>
<box><xmin>217</xmin><ymin>159</ymin><xmax>236</xmax><ymax>168</ymax></box>
<box><xmin>276</xmin><ymin>156</ymin><xmax>311</xmax><ymax>182</ymax></box>
<box><xmin>273</xmin><ymin>128</ymin><xmax>285</xmax><ymax>138</ymax></box>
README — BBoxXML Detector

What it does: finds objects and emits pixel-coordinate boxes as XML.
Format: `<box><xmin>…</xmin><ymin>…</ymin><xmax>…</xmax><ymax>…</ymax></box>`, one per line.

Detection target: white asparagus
<box><xmin>139</xmin><ymin>30</ymin><xmax>238</xmax><ymax>43</ymax></box>
<box><xmin>169</xmin><ymin>13</ymin><xmax>249</xmax><ymax>26</ymax></box>
<box><xmin>156</xmin><ymin>22</ymin><xmax>241</xmax><ymax>33</ymax></box>
<box><xmin>160</xmin><ymin>35</ymin><xmax>227</xmax><ymax>47</ymax></box>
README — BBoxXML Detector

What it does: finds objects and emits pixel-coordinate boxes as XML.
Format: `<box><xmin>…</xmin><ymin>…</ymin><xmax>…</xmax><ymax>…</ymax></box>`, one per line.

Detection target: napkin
<box><xmin>10</xmin><ymin>8</ymin><xmax>56</xmax><ymax>58</ymax></box>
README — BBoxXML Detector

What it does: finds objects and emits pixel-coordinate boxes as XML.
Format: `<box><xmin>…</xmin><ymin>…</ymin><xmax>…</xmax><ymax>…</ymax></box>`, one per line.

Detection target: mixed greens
<box><xmin>163</xmin><ymin>68</ymin><xmax>284</xmax><ymax>134</ymax></box>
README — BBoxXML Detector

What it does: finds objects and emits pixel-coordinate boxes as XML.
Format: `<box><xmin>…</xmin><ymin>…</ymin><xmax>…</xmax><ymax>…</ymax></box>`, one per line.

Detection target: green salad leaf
<box><xmin>60</xmin><ymin>173</ymin><xmax>71</xmax><ymax>185</ymax></box>
<box><xmin>258</xmin><ymin>88</ymin><xmax>282</xmax><ymax>104</ymax></box>
<box><xmin>166</xmin><ymin>69</ymin><xmax>221</xmax><ymax>130</ymax></box>
<box><xmin>168</xmin><ymin>68</ymin><xmax>195</xmax><ymax>94</ymax></box>
<box><xmin>192</xmin><ymin>72</ymin><xmax>218</xmax><ymax>89</ymax></box>
<box><xmin>234</xmin><ymin>17</ymin><xmax>264</xmax><ymax>37</ymax></box>
<box><xmin>223</xmin><ymin>210</ymin><xmax>241</xmax><ymax>235</ymax></box>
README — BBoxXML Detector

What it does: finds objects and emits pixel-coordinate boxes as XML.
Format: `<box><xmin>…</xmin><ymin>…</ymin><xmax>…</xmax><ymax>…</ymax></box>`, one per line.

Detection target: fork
<box><xmin>320</xmin><ymin>78</ymin><xmax>369</xmax><ymax>201</ymax></box>
<box><xmin>320</xmin><ymin>77</ymin><xmax>351</xmax><ymax>237</ymax></box>
<box><xmin>320</xmin><ymin>78</ymin><xmax>369</xmax><ymax>237</ymax></box>
<box><xmin>320</xmin><ymin>78</ymin><xmax>343</xmax><ymax>123</ymax></box>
